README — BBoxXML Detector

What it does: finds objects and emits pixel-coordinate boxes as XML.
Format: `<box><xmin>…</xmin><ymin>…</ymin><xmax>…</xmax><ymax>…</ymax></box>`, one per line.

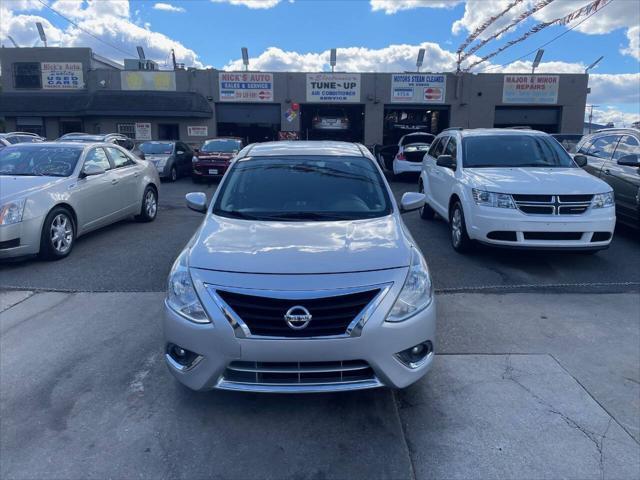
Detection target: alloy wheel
<box><xmin>451</xmin><ymin>208</ymin><xmax>462</xmax><ymax>247</ymax></box>
<box><xmin>50</xmin><ymin>213</ymin><xmax>73</xmax><ymax>254</ymax></box>
<box><xmin>145</xmin><ymin>190</ymin><xmax>157</xmax><ymax>218</ymax></box>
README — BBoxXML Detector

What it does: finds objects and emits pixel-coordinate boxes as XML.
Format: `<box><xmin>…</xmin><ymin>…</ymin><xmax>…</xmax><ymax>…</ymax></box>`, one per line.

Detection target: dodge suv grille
<box><xmin>214</xmin><ymin>288</ymin><xmax>382</xmax><ymax>338</ymax></box>
<box><xmin>512</xmin><ymin>194</ymin><xmax>593</xmax><ymax>215</ymax></box>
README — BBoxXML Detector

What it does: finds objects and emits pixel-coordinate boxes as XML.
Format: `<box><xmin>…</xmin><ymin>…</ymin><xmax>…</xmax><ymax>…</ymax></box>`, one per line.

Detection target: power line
<box><xmin>480</xmin><ymin>0</ymin><xmax>613</xmax><ymax>72</ymax></box>
<box><xmin>35</xmin><ymin>0</ymin><xmax>136</xmax><ymax>58</ymax></box>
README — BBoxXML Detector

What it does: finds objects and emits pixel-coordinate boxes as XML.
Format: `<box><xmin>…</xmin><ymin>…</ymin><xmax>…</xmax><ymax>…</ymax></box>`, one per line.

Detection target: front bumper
<box><xmin>393</xmin><ymin>159</ymin><xmax>422</xmax><ymax>175</ymax></box>
<box><xmin>466</xmin><ymin>204</ymin><xmax>616</xmax><ymax>249</ymax></box>
<box><xmin>192</xmin><ymin>162</ymin><xmax>230</xmax><ymax>178</ymax></box>
<box><xmin>163</xmin><ymin>267</ymin><xmax>437</xmax><ymax>392</ymax></box>
<box><xmin>0</xmin><ymin>215</ymin><xmax>45</xmax><ymax>259</ymax></box>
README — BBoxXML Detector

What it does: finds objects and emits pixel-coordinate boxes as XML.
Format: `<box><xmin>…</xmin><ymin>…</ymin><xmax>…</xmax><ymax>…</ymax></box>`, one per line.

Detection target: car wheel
<box><xmin>136</xmin><ymin>186</ymin><xmax>158</xmax><ymax>222</ymax></box>
<box><xmin>419</xmin><ymin>182</ymin><xmax>435</xmax><ymax>220</ymax></box>
<box><xmin>39</xmin><ymin>207</ymin><xmax>75</xmax><ymax>260</ymax></box>
<box><xmin>449</xmin><ymin>201</ymin><xmax>472</xmax><ymax>253</ymax></box>
<box><xmin>169</xmin><ymin>166</ymin><xmax>178</xmax><ymax>182</ymax></box>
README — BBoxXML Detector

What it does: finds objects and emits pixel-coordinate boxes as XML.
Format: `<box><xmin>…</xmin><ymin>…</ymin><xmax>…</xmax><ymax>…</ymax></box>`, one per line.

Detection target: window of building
<box><xmin>13</xmin><ymin>63</ymin><xmax>42</xmax><ymax>89</ymax></box>
<box><xmin>16</xmin><ymin>117</ymin><xmax>45</xmax><ymax>137</ymax></box>
<box><xmin>117</xmin><ymin>124</ymin><xmax>136</xmax><ymax>138</ymax></box>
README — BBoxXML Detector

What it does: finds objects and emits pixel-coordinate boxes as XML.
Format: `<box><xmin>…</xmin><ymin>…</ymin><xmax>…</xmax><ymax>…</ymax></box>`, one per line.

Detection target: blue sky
<box><xmin>1</xmin><ymin>0</ymin><xmax>639</xmax><ymax>124</ymax></box>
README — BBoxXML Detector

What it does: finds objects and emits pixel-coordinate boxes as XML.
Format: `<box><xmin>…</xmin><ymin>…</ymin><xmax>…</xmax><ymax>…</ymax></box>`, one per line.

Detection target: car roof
<box><xmin>592</xmin><ymin>127</ymin><xmax>639</xmax><ymax>135</ymax></box>
<box><xmin>454</xmin><ymin>128</ymin><xmax>550</xmax><ymax>138</ymax></box>
<box><xmin>9</xmin><ymin>141</ymin><xmax>110</xmax><ymax>148</ymax></box>
<box><xmin>243</xmin><ymin>141</ymin><xmax>366</xmax><ymax>158</ymax></box>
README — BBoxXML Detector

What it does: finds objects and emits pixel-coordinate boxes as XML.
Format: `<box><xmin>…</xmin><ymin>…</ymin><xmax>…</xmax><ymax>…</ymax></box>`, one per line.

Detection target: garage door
<box><xmin>494</xmin><ymin>107</ymin><xmax>561</xmax><ymax>133</ymax></box>
<box><xmin>216</xmin><ymin>104</ymin><xmax>281</xmax><ymax>124</ymax></box>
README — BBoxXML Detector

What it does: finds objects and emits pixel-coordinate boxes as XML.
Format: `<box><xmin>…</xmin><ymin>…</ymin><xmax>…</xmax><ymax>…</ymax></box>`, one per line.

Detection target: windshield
<box><xmin>202</xmin><ymin>139</ymin><xmax>242</xmax><ymax>153</ymax></box>
<box><xmin>463</xmin><ymin>135</ymin><xmax>574</xmax><ymax>168</ymax></box>
<box><xmin>213</xmin><ymin>155</ymin><xmax>392</xmax><ymax>221</ymax></box>
<box><xmin>0</xmin><ymin>145</ymin><xmax>83</xmax><ymax>177</ymax></box>
<box><xmin>140</xmin><ymin>142</ymin><xmax>174</xmax><ymax>155</ymax></box>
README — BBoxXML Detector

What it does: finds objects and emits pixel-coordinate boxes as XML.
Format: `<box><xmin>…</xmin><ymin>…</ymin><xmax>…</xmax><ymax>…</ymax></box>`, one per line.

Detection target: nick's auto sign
<box><xmin>306</xmin><ymin>73</ymin><xmax>360</xmax><ymax>103</ymax></box>
<box><xmin>219</xmin><ymin>72</ymin><xmax>274</xmax><ymax>102</ymax></box>
<box><xmin>502</xmin><ymin>75</ymin><xmax>559</xmax><ymax>104</ymax></box>
<box><xmin>41</xmin><ymin>62</ymin><xmax>84</xmax><ymax>89</ymax></box>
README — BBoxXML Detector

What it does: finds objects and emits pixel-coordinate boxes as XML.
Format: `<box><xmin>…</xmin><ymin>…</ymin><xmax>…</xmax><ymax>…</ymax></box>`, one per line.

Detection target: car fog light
<box><xmin>166</xmin><ymin>343</ymin><xmax>202</xmax><ymax>371</ymax></box>
<box><xmin>395</xmin><ymin>341</ymin><xmax>433</xmax><ymax>369</ymax></box>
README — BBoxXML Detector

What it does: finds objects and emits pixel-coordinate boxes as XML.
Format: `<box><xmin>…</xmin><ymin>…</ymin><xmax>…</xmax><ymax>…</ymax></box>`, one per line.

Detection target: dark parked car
<box><xmin>56</xmin><ymin>133</ymin><xmax>145</xmax><ymax>159</ymax></box>
<box><xmin>575</xmin><ymin>128</ymin><xmax>640</xmax><ymax>229</ymax></box>
<box><xmin>551</xmin><ymin>133</ymin><xmax>583</xmax><ymax>153</ymax></box>
<box><xmin>139</xmin><ymin>141</ymin><xmax>194</xmax><ymax>182</ymax></box>
<box><xmin>192</xmin><ymin>137</ymin><xmax>244</xmax><ymax>182</ymax></box>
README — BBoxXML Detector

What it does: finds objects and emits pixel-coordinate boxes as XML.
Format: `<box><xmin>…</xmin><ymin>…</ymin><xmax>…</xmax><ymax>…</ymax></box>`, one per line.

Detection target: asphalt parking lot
<box><xmin>1</xmin><ymin>175</ymin><xmax>639</xmax><ymax>479</ymax></box>
<box><xmin>1</xmin><ymin>175</ymin><xmax>639</xmax><ymax>293</ymax></box>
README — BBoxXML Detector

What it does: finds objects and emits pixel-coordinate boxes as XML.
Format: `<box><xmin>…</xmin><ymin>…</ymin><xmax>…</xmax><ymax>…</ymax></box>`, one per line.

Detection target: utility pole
<box><xmin>587</xmin><ymin>104</ymin><xmax>600</xmax><ymax>133</ymax></box>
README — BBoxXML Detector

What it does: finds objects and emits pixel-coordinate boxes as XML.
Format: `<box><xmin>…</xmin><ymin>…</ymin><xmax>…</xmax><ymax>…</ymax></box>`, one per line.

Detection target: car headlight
<box><xmin>472</xmin><ymin>189</ymin><xmax>515</xmax><ymax>209</ymax></box>
<box><xmin>0</xmin><ymin>199</ymin><xmax>26</xmax><ymax>225</ymax></box>
<box><xmin>387</xmin><ymin>248</ymin><xmax>434</xmax><ymax>322</ymax></box>
<box><xmin>591</xmin><ymin>192</ymin><xmax>614</xmax><ymax>209</ymax></box>
<box><xmin>167</xmin><ymin>250</ymin><xmax>210</xmax><ymax>323</ymax></box>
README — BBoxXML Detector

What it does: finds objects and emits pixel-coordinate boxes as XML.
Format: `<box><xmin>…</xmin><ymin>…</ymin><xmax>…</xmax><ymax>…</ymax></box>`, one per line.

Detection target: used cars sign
<box><xmin>391</xmin><ymin>74</ymin><xmax>446</xmax><ymax>103</ymax></box>
<box><xmin>306</xmin><ymin>73</ymin><xmax>360</xmax><ymax>103</ymax></box>
<box><xmin>41</xmin><ymin>62</ymin><xmax>84</xmax><ymax>90</ymax></box>
<box><xmin>219</xmin><ymin>72</ymin><xmax>274</xmax><ymax>102</ymax></box>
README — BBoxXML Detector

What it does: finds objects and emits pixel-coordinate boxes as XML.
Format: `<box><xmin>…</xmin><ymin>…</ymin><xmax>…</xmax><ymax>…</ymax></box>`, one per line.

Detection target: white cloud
<box><xmin>1</xmin><ymin>0</ymin><xmax>203</xmax><ymax>67</ymax></box>
<box><xmin>153</xmin><ymin>3</ymin><xmax>185</xmax><ymax>13</ymax></box>
<box><xmin>588</xmin><ymin>73</ymin><xmax>640</xmax><ymax>105</ymax></box>
<box><xmin>588</xmin><ymin>107</ymin><xmax>639</xmax><ymax>128</ymax></box>
<box><xmin>209</xmin><ymin>0</ymin><xmax>281</xmax><ymax>9</ymax></box>
<box><xmin>370</xmin><ymin>0</ymin><xmax>462</xmax><ymax>14</ymax></box>
<box><xmin>621</xmin><ymin>25</ymin><xmax>640</xmax><ymax>61</ymax></box>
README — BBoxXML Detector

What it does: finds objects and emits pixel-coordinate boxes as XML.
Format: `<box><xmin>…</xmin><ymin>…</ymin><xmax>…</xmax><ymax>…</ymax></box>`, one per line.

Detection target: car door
<box><xmin>583</xmin><ymin>135</ymin><xmax>620</xmax><ymax>177</ymax></box>
<box><xmin>426</xmin><ymin>136</ymin><xmax>451</xmax><ymax>215</ymax></box>
<box><xmin>606</xmin><ymin>135</ymin><xmax>640</xmax><ymax>226</ymax></box>
<box><xmin>72</xmin><ymin>147</ymin><xmax>119</xmax><ymax>232</ymax></box>
<box><xmin>439</xmin><ymin>135</ymin><xmax>459</xmax><ymax>204</ymax></box>
<box><xmin>174</xmin><ymin>142</ymin><xmax>190</xmax><ymax>176</ymax></box>
<box><xmin>105</xmin><ymin>146</ymin><xmax>141</xmax><ymax>214</ymax></box>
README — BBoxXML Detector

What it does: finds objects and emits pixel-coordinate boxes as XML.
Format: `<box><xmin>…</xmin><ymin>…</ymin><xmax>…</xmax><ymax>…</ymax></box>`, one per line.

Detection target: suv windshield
<box><xmin>0</xmin><ymin>145</ymin><xmax>83</xmax><ymax>177</ymax></box>
<box><xmin>213</xmin><ymin>155</ymin><xmax>392</xmax><ymax>221</ymax></box>
<box><xmin>463</xmin><ymin>135</ymin><xmax>574</xmax><ymax>168</ymax></box>
<box><xmin>202</xmin><ymin>139</ymin><xmax>242</xmax><ymax>153</ymax></box>
<box><xmin>140</xmin><ymin>142</ymin><xmax>174</xmax><ymax>155</ymax></box>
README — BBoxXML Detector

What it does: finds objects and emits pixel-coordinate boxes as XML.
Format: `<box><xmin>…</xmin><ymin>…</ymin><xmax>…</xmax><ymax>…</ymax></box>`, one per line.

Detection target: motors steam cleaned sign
<box><xmin>219</xmin><ymin>72</ymin><xmax>274</xmax><ymax>102</ymax></box>
<box><xmin>306</xmin><ymin>73</ymin><xmax>360</xmax><ymax>103</ymax></box>
<box><xmin>391</xmin><ymin>74</ymin><xmax>446</xmax><ymax>103</ymax></box>
<box><xmin>502</xmin><ymin>75</ymin><xmax>559</xmax><ymax>104</ymax></box>
<box><xmin>41</xmin><ymin>62</ymin><xmax>84</xmax><ymax>89</ymax></box>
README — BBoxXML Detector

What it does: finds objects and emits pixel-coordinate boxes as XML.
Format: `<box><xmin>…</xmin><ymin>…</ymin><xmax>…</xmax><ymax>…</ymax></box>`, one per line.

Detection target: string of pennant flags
<box><xmin>462</xmin><ymin>0</ymin><xmax>613</xmax><ymax>71</ymax></box>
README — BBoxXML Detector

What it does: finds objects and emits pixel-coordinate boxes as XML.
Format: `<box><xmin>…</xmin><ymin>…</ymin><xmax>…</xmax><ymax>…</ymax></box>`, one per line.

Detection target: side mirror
<box><xmin>400</xmin><ymin>192</ymin><xmax>426</xmax><ymax>213</ymax></box>
<box><xmin>436</xmin><ymin>154</ymin><xmax>456</xmax><ymax>170</ymax></box>
<box><xmin>573</xmin><ymin>154</ymin><xmax>588</xmax><ymax>168</ymax></box>
<box><xmin>617</xmin><ymin>154</ymin><xmax>640</xmax><ymax>167</ymax></box>
<box><xmin>81</xmin><ymin>164</ymin><xmax>106</xmax><ymax>177</ymax></box>
<box><xmin>186</xmin><ymin>192</ymin><xmax>207</xmax><ymax>213</ymax></box>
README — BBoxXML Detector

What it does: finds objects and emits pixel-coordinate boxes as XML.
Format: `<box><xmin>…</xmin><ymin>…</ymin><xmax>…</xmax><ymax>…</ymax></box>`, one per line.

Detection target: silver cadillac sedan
<box><xmin>0</xmin><ymin>142</ymin><xmax>160</xmax><ymax>260</ymax></box>
<box><xmin>164</xmin><ymin>141</ymin><xmax>436</xmax><ymax>392</ymax></box>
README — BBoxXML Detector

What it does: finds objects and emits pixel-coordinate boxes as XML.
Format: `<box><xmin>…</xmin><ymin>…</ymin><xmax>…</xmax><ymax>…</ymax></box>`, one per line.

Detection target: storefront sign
<box><xmin>502</xmin><ymin>75</ymin><xmax>559</xmax><ymax>104</ymax></box>
<box><xmin>121</xmin><ymin>71</ymin><xmax>176</xmax><ymax>91</ymax></box>
<box><xmin>390</xmin><ymin>74</ymin><xmax>446</xmax><ymax>103</ymax></box>
<box><xmin>219</xmin><ymin>72</ymin><xmax>274</xmax><ymax>102</ymax></box>
<box><xmin>187</xmin><ymin>126</ymin><xmax>208</xmax><ymax>137</ymax></box>
<box><xmin>41</xmin><ymin>62</ymin><xmax>84</xmax><ymax>89</ymax></box>
<box><xmin>135</xmin><ymin>123</ymin><xmax>152</xmax><ymax>141</ymax></box>
<box><xmin>306</xmin><ymin>73</ymin><xmax>360</xmax><ymax>103</ymax></box>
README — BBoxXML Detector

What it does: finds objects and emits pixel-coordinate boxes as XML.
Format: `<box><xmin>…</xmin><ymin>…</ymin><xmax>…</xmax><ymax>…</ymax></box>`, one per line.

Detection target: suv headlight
<box><xmin>167</xmin><ymin>250</ymin><xmax>209</xmax><ymax>323</ymax></box>
<box><xmin>591</xmin><ymin>192</ymin><xmax>614</xmax><ymax>209</ymax></box>
<box><xmin>0</xmin><ymin>199</ymin><xmax>26</xmax><ymax>225</ymax></box>
<box><xmin>472</xmin><ymin>189</ymin><xmax>515</xmax><ymax>209</ymax></box>
<box><xmin>387</xmin><ymin>248</ymin><xmax>434</xmax><ymax>322</ymax></box>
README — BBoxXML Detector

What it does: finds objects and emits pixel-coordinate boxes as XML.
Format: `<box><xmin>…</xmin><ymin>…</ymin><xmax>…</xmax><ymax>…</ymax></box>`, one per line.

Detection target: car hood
<box><xmin>0</xmin><ymin>175</ymin><xmax>67</xmax><ymax>202</ymax></box>
<box><xmin>195</xmin><ymin>153</ymin><xmax>234</xmax><ymax>161</ymax></box>
<box><xmin>188</xmin><ymin>215</ymin><xmax>411</xmax><ymax>274</ymax></box>
<box><xmin>464</xmin><ymin>167</ymin><xmax>610</xmax><ymax>194</ymax></box>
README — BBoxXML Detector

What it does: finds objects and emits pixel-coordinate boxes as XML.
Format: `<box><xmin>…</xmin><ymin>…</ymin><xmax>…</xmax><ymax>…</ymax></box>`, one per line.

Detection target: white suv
<box><xmin>418</xmin><ymin>128</ymin><xmax>616</xmax><ymax>253</ymax></box>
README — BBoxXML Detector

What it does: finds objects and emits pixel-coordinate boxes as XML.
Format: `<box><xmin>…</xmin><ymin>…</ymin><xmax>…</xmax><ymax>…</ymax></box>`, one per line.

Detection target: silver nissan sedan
<box><xmin>163</xmin><ymin>141</ymin><xmax>436</xmax><ymax>393</ymax></box>
<box><xmin>0</xmin><ymin>142</ymin><xmax>160</xmax><ymax>260</ymax></box>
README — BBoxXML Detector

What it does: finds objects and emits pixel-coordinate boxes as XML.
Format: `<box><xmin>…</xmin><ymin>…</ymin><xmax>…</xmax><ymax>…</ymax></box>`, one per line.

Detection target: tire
<box><xmin>449</xmin><ymin>201</ymin><xmax>473</xmax><ymax>253</ymax></box>
<box><xmin>419</xmin><ymin>182</ymin><xmax>435</xmax><ymax>220</ymax></box>
<box><xmin>39</xmin><ymin>207</ymin><xmax>75</xmax><ymax>260</ymax></box>
<box><xmin>136</xmin><ymin>186</ymin><xmax>158</xmax><ymax>222</ymax></box>
<box><xmin>169</xmin><ymin>166</ymin><xmax>178</xmax><ymax>182</ymax></box>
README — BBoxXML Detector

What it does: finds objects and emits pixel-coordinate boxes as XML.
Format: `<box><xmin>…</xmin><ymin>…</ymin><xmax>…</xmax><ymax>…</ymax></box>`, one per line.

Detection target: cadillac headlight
<box><xmin>591</xmin><ymin>192</ymin><xmax>614</xmax><ymax>209</ymax></box>
<box><xmin>387</xmin><ymin>248</ymin><xmax>434</xmax><ymax>322</ymax></box>
<box><xmin>167</xmin><ymin>250</ymin><xmax>209</xmax><ymax>323</ymax></box>
<box><xmin>0</xmin><ymin>199</ymin><xmax>25</xmax><ymax>225</ymax></box>
<box><xmin>472</xmin><ymin>189</ymin><xmax>515</xmax><ymax>209</ymax></box>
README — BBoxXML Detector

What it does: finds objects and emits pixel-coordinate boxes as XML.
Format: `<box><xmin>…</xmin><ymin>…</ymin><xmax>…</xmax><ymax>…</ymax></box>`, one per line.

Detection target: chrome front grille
<box><xmin>512</xmin><ymin>194</ymin><xmax>593</xmax><ymax>216</ymax></box>
<box><xmin>220</xmin><ymin>360</ymin><xmax>380</xmax><ymax>391</ymax></box>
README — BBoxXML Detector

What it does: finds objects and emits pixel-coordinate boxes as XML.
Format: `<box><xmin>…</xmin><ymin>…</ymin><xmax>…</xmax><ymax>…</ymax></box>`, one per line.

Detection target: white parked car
<box><xmin>389</xmin><ymin>132</ymin><xmax>435</xmax><ymax>177</ymax></box>
<box><xmin>418</xmin><ymin>129</ymin><xmax>616</xmax><ymax>253</ymax></box>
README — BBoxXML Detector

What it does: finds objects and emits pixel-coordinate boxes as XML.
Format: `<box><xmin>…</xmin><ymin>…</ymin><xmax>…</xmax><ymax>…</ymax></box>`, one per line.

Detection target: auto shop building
<box><xmin>0</xmin><ymin>47</ymin><xmax>589</xmax><ymax>147</ymax></box>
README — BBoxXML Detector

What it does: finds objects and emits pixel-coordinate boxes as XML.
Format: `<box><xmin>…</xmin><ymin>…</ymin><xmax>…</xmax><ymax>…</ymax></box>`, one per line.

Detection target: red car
<box><xmin>192</xmin><ymin>137</ymin><xmax>244</xmax><ymax>181</ymax></box>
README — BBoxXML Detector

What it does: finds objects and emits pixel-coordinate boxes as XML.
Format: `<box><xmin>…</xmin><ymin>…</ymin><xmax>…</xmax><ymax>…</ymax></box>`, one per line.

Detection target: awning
<box><xmin>0</xmin><ymin>91</ymin><xmax>212</xmax><ymax>118</ymax></box>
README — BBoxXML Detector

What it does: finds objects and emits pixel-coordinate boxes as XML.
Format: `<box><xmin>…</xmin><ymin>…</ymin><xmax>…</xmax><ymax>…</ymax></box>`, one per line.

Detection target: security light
<box><xmin>36</xmin><ymin>22</ymin><xmax>47</xmax><ymax>47</ymax></box>
<box><xmin>416</xmin><ymin>48</ymin><xmax>425</xmax><ymax>72</ymax></box>
<box><xmin>330</xmin><ymin>48</ymin><xmax>337</xmax><ymax>72</ymax></box>
<box><xmin>241</xmin><ymin>47</ymin><xmax>249</xmax><ymax>71</ymax></box>
<box><xmin>531</xmin><ymin>49</ymin><xmax>544</xmax><ymax>74</ymax></box>
<box><xmin>585</xmin><ymin>56</ymin><xmax>604</xmax><ymax>73</ymax></box>
<box><xmin>7</xmin><ymin>35</ymin><xmax>20</xmax><ymax>48</ymax></box>
<box><xmin>137</xmin><ymin>46</ymin><xmax>146</xmax><ymax>60</ymax></box>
